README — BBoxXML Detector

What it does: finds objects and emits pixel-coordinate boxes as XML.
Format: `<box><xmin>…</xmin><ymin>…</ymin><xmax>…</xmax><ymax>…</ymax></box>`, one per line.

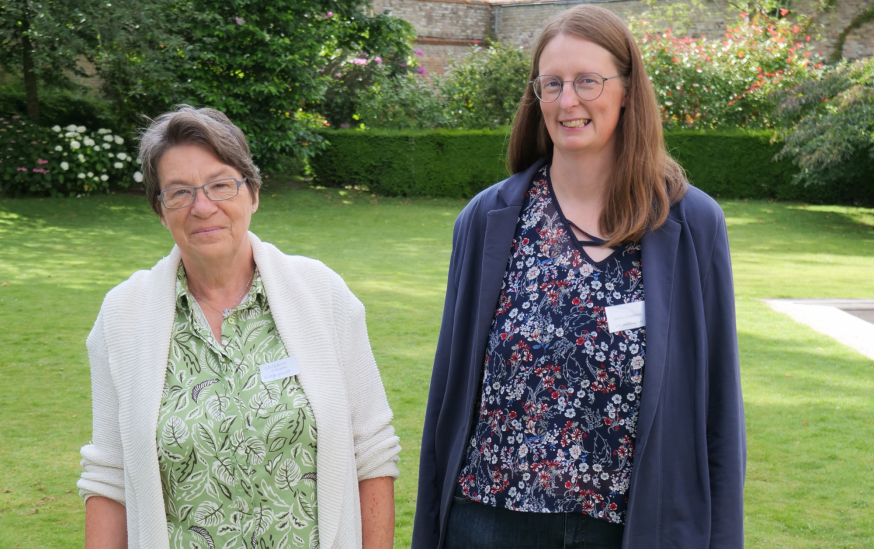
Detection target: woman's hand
<box><xmin>360</xmin><ymin>476</ymin><xmax>395</xmax><ymax>549</ymax></box>
<box><xmin>85</xmin><ymin>496</ymin><xmax>127</xmax><ymax>549</ymax></box>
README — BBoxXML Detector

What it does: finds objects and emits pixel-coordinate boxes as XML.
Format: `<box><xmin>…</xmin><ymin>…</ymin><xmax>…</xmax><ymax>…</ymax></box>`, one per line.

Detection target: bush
<box><xmin>0</xmin><ymin>86</ymin><xmax>118</xmax><ymax>131</ymax></box>
<box><xmin>629</xmin><ymin>9</ymin><xmax>823</xmax><ymax>129</ymax></box>
<box><xmin>1</xmin><ymin>117</ymin><xmax>140</xmax><ymax>197</ymax></box>
<box><xmin>311</xmin><ymin>129</ymin><xmax>873</xmax><ymax>205</ymax></box>
<box><xmin>311</xmin><ymin>129</ymin><xmax>509</xmax><ymax>197</ymax></box>
<box><xmin>772</xmin><ymin>57</ymin><xmax>874</xmax><ymax>190</ymax></box>
<box><xmin>354</xmin><ymin>43</ymin><xmax>530</xmax><ymax>131</ymax></box>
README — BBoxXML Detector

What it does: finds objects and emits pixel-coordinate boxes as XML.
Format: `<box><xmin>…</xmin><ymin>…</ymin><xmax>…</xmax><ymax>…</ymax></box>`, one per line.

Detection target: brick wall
<box><xmin>373</xmin><ymin>0</ymin><xmax>874</xmax><ymax>74</ymax></box>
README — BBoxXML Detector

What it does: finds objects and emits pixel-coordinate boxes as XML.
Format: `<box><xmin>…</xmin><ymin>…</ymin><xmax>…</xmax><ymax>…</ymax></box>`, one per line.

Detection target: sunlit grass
<box><xmin>1</xmin><ymin>185</ymin><xmax>872</xmax><ymax>548</ymax></box>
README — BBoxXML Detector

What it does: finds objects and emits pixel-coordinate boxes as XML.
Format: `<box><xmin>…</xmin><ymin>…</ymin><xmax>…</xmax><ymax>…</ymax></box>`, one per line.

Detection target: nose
<box><xmin>559</xmin><ymin>80</ymin><xmax>581</xmax><ymax>110</ymax></box>
<box><xmin>190</xmin><ymin>186</ymin><xmax>218</xmax><ymax>216</ymax></box>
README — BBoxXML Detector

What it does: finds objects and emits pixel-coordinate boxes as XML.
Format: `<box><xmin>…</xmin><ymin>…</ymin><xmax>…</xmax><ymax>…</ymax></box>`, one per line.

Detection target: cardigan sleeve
<box><xmin>702</xmin><ymin>214</ymin><xmax>746</xmax><ymax>548</ymax></box>
<box><xmin>78</xmin><ymin>310</ymin><xmax>127</xmax><ymax>505</ymax></box>
<box><xmin>334</xmin><ymin>282</ymin><xmax>401</xmax><ymax>481</ymax></box>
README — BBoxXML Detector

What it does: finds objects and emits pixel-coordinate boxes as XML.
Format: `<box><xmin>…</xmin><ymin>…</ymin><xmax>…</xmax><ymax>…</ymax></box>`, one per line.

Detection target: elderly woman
<box><xmin>413</xmin><ymin>5</ymin><xmax>745</xmax><ymax>549</ymax></box>
<box><xmin>78</xmin><ymin>106</ymin><xmax>400</xmax><ymax>549</ymax></box>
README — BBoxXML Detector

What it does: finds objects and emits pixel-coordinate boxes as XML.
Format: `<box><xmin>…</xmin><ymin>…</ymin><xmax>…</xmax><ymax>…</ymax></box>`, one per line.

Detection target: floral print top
<box><xmin>157</xmin><ymin>265</ymin><xmax>319</xmax><ymax>549</ymax></box>
<box><xmin>457</xmin><ymin>166</ymin><xmax>646</xmax><ymax>524</ymax></box>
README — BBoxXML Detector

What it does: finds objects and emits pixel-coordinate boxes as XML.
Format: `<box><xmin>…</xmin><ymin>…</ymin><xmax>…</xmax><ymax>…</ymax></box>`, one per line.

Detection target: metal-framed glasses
<box><xmin>158</xmin><ymin>177</ymin><xmax>247</xmax><ymax>209</ymax></box>
<box><xmin>530</xmin><ymin>73</ymin><xmax>623</xmax><ymax>103</ymax></box>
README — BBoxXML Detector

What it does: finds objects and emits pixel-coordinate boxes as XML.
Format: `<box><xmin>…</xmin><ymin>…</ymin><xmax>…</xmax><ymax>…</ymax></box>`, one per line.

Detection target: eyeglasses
<box><xmin>158</xmin><ymin>177</ymin><xmax>247</xmax><ymax>209</ymax></box>
<box><xmin>530</xmin><ymin>73</ymin><xmax>623</xmax><ymax>103</ymax></box>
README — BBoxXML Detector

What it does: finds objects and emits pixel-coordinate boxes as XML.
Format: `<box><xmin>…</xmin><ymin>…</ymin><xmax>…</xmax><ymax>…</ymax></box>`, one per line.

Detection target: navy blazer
<box><xmin>412</xmin><ymin>158</ymin><xmax>746</xmax><ymax>549</ymax></box>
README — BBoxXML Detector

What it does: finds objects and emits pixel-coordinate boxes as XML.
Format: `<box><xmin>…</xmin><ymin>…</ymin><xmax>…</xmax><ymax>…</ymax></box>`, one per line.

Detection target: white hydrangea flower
<box><xmin>100</xmin><ymin>174</ymin><xmax>109</xmax><ymax>181</ymax></box>
<box><xmin>78</xmin><ymin>154</ymin><xmax>85</xmax><ymax>163</ymax></box>
<box><xmin>65</xmin><ymin>132</ymin><xmax>78</xmax><ymax>138</ymax></box>
<box><xmin>66</xmin><ymin>124</ymin><xmax>77</xmax><ymax>132</ymax></box>
<box><xmin>77</xmin><ymin>172</ymin><xmax>86</xmax><ymax>179</ymax></box>
<box><xmin>76</xmin><ymin>125</ymin><xmax>86</xmax><ymax>133</ymax></box>
<box><xmin>98</xmin><ymin>128</ymin><xmax>111</xmax><ymax>135</ymax></box>
<box><xmin>133</xmin><ymin>171</ymin><xmax>144</xmax><ymax>183</ymax></box>
<box><xmin>114</xmin><ymin>136</ymin><xmax>124</xmax><ymax>145</ymax></box>
<box><xmin>83</xmin><ymin>138</ymin><xmax>95</xmax><ymax>147</ymax></box>
<box><xmin>70</xmin><ymin>141</ymin><xmax>81</xmax><ymax>150</ymax></box>
<box><xmin>102</xmin><ymin>143</ymin><xmax>111</xmax><ymax>149</ymax></box>
<box><xmin>52</xmin><ymin>125</ymin><xmax>61</xmax><ymax>132</ymax></box>
<box><xmin>103</xmin><ymin>135</ymin><xmax>113</xmax><ymax>142</ymax></box>
<box><xmin>108</xmin><ymin>152</ymin><xmax>115</xmax><ymax>158</ymax></box>
<box><xmin>60</xmin><ymin>162</ymin><xmax>69</xmax><ymax>171</ymax></box>
<box><xmin>93</xmin><ymin>176</ymin><xmax>100</xmax><ymax>181</ymax></box>
<box><xmin>116</xmin><ymin>152</ymin><xmax>128</xmax><ymax>161</ymax></box>
<box><xmin>87</xmin><ymin>171</ymin><xmax>94</xmax><ymax>177</ymax></box>
<box><xmin>114</xmin><ymin>162</ymin><xmax>123</xmax><ymax>169</ymax></box>
<box><xmin>54</xmin><ymin>145</ymin><xmax>63</xmax><ymax>152</ymax></box>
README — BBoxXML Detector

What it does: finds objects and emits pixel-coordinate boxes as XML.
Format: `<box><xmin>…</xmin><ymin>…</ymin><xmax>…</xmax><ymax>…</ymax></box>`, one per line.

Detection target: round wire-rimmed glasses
<box><xmin>530</xmin><ymin>73</ymin><xmax>623</xmax><ymax>102</ymax></box>
<box><xmin>158</xmin><ymin>177</ymin><xmax>248</xmax><ymax>209</ymax></box>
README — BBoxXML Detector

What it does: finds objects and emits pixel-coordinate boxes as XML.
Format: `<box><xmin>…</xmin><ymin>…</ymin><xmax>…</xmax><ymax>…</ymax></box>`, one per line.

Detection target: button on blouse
<box><xmin>157</xmin><ymin>265</ymin><xmax>319</xmax><ymax>549</ymax></box>
<box><xmin>457</xmin><ymin>165</ymin><xmax>646</xmax><ymax>524</ymax></box>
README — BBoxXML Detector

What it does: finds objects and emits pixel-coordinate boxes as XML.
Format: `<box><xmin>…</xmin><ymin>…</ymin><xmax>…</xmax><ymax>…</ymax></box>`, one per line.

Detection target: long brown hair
<box><xmin>507</xmin><ymin>5</ymin><xmax>686</xmax><ymax>246</ymax></box>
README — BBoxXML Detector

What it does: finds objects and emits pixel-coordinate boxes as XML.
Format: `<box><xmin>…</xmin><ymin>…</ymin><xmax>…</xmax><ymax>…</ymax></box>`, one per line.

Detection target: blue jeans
<box><xmin>445</xmin><ymin>496</ymin><xmax>625</xmax><ymax>549</ymax></box>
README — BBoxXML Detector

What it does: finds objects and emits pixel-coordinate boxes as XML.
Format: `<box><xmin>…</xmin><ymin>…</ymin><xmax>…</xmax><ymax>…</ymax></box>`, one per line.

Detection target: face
<box><xmin>157</xmin><ymin>143</ymin><xmax>258</xmax><ymax>264</ymax></box>
<box><xmin>537</xmin><ymin>34</ymin><xmax>627</xmax><ymax>158</ymax></box>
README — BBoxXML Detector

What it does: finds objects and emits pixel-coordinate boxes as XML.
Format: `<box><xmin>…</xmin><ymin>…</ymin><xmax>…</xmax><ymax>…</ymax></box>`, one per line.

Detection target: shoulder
<box><xmin>673</xmin><ymin>185</ymin><xmax>726</xmax><ymax>240</ymax></box>
<box><xmin>101</xmin><ymin>250</ymin><xmax>179</xmax><ymax>311</ymax></box>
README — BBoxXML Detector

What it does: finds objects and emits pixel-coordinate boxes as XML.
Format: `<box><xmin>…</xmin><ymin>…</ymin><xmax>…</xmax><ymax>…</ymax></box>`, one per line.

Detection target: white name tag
<box><xmin>259</xmin><ymin>356</ymin><xmax>300</xmax><ymax>382</ymax></box>
<box><xmin>605</xmin><ymin>301</ymin><xmax>646</xmax><ymax>333</ymax></box>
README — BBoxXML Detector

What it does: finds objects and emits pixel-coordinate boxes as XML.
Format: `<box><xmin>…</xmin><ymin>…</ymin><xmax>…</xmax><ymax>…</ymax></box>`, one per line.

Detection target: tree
<box><xmin>0</xmin><ymin>0</ymin><xmax>97</xmax><ymax>120</ymax></box>
<box><xmin>98</xmin><ymin>0</ymin><xmax>416</xmax><ymax>170</ymax></box>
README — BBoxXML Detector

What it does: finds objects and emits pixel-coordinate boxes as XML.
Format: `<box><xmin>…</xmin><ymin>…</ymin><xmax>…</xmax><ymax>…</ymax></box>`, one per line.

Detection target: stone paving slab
<box><xmin>764</xmin><ymin>299</ymin><xmax>874</xmax><ymax>362</ymax></box>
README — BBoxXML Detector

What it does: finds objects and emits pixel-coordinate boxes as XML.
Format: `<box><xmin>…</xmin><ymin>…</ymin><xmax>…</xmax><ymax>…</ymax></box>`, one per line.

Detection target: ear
<box><xmin>159</xmin><ymin>211</ymin><xmax>168</xmax><ymax>229</ymax></box>
<box><xmin>621</xmin><ymin>89</ymin><xmax>628</xmax><ymax>109</ymax></box>
<box><xmin>251</xmin><ymin>186</ymin><xmax>260</xmax><ymax>213</ymax></box>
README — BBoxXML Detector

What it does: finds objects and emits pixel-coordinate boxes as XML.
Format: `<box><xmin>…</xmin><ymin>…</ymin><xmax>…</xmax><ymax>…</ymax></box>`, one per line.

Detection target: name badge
<box><xmin>604</xmin><ymin>301</ymin><xmax>646</xmax><ymax>333</ymax></box>
<box><xmin>259</xmin><ymin>356</ymin><xmax>300</xmax><ymax>382</ymax></box>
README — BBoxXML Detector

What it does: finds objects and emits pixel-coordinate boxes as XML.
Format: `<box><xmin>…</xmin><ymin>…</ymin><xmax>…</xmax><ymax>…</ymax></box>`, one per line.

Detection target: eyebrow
<box><xmin>162</xmin><ymin>169</ymin><xmax>236</xmax><ymax>189</ymax></box>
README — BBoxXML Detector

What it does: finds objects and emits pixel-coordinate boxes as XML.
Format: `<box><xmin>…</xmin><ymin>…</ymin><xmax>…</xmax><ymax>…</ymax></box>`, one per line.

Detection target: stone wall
<box><xmin>370</xmin><ymin>0</ymin><xmax>493</xmax><ymax>74</ymax></box>
<box><xmin>371</xmin><ymin>0</ymin><xmax>874</xmax><ymax>74</ymax></box>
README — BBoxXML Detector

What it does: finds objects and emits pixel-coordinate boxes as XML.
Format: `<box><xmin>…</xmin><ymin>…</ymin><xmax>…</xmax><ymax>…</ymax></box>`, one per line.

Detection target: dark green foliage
<box><xmin>312</xmin><ymin>129</ymin><xmax>873</xmax><ymax>205</ymax></box>
<box><xmin>0</xmin><ymin>116</ymin><xmax>58</xmax><ymax>195</ymax></box>
<box><xmin>311</xmin><ymin>129</ymin><xmax>509</xmax><ymax>197</ymax></box>
<box><xmin>0</xmin><ymin>85</ymin><xmax>116</xmax><ymax>130</ymax></box>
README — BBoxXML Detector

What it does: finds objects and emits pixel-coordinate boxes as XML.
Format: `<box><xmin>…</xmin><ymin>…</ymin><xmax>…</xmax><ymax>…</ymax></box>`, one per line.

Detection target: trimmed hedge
<box><xmin>0</xmin><ymin>86</ymin><xmax>119</xmax><ymax>132</ymax></box>
<box><xmin>311</xmin><ymin>129</ymin><xmax>874</xmax><ymax>205</ymax></box>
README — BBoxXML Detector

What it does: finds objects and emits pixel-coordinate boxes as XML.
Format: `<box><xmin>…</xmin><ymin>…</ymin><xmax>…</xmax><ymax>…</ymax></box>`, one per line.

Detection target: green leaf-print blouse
<box><xmin>157</xmin><ymin>265</ymin><xmax>319</xmax><ymax>549</ymax></box>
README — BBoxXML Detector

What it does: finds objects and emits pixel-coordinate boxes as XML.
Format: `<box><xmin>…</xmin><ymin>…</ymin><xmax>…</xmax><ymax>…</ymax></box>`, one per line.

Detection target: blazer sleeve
<box><xmin>702</xmin><ymin>214</ymin><xmax>746</xmax><ymax>548</ymax></box>
<box><xmin>335</xmin><ymin>283</ymin><xmax>401</xmax><ymax>481</ymax></box>
<box><xmin>412</xmin><ymin>214</ymin><xmax>467</xmax><ymax>549</ymax></box>
<box><xmin>77</xmin><ymin>310</ymin><xmax>127</xmax><ymax>505</ymax></box>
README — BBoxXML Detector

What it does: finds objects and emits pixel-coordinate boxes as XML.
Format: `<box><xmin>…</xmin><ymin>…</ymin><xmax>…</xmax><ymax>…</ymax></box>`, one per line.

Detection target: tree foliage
<box><xmin>773</xmin><ymin>56</ymin><xmax>874</xmax><ymax>187</ymax></box>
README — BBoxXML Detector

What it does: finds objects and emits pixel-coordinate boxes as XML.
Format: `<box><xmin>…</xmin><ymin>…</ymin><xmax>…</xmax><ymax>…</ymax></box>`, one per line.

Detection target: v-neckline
<box><xmin>544</xmin><ymin>165</ymin><xmax>619</xmax><ymax>267</ymax></box>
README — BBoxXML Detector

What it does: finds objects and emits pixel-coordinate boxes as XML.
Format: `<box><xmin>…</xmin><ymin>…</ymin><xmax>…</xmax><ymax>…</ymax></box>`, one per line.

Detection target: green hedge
<box><xmin>0</xmin><ymin>86</ymin><xmax>119</xmax><ymax>132</ymax></box>
<box><xmin>311</xmin><ymin>129</ymin><xmax>874</xmax><ymax>205</ymax></box>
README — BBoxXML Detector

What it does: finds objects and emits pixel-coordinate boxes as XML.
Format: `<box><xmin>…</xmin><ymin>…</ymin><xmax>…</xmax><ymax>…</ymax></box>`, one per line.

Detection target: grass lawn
<box><xmin>1</xmin><ymin>181</ymin><xmax>872</xmax><ymax>548</ymax></box>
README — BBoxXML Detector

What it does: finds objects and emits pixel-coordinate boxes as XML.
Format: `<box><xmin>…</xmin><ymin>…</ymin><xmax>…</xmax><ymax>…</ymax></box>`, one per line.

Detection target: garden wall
<box><xmin>311</xmin><ymin>129</ymin><xmax>874</xmax><ymax>205</ymax></box>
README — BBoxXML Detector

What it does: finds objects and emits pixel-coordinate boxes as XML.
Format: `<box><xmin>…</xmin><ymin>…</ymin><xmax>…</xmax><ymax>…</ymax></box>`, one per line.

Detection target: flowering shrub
<box><xmin>629</xmin><ymin>10</ymin><xmax>823</xmax><ymax>129</ymax></box>
<box><xmin>773</xmin><ymin>56</ymin><xmax>874</xmax><ymax>188</ymax></box>
<box><xmin>0</xmin><ymin>118</ymin><xmax>140</xmax><ymax>197</ymax></box>
<box><xmin>356</xmin><ymin>64</ymin><xmax>452</xmax><ymax>130</ymax></box>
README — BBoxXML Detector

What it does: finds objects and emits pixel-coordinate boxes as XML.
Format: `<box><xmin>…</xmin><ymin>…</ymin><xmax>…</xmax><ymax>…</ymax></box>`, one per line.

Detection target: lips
<box><xmin>561</xmin><ymin>119</ymin><xmax>591</xmax><ymax>128</ymax></box>
<box><xmin>191</xmin><ymin>226</ymin><xmax>224</xmax><ymax>236</ymax></box>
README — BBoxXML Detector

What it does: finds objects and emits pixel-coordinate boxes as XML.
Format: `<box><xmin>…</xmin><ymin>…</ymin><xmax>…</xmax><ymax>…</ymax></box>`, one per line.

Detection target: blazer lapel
<box><xmin>636</xmin><ymin>216</ymin><xmax>681</xmax><ymax>460</ymax></box>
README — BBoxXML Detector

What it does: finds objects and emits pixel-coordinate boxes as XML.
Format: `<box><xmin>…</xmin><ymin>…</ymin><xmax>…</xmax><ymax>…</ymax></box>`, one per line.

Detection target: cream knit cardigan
<box><xmin>78</xmin><ymin>232</ymin><xmax>401</xmax><ymax>549</ymax></box>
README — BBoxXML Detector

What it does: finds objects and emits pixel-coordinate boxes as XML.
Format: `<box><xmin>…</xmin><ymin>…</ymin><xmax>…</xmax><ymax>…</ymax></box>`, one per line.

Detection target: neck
<box><xmin>550</xmin><ymin>144</ymin><xmax>615</xmax><ymax>207</ymax></box>
<box><xmin>181</xmin><ymin>239</ymin><xmax>256</xmax><ymax>304</ymax></box>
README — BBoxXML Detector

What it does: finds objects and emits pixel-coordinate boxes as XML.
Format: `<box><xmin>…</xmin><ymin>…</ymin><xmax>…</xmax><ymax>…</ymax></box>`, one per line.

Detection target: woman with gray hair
<box><xmin>78</xmin><ymin>105</ymin><xmax>400</xmax><ymax>549</ymax></box>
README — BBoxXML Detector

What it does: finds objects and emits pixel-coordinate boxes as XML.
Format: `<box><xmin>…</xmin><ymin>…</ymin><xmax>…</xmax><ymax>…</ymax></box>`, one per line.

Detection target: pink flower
<box><xmin>235</xmin><ymin>16</ymin><xmax>245</xmax><ymax>25</ymax></box>
<box><xmin>11</xmin><ymin>115</ymin><xmax>20</xmax><ymax>120</ymax></box>
<box><xmin>17</xmin><ymin>167</ymin><xmax>27</xmax><ymax>171</ymax></box>
<box><xmin>341</xmin><ymin>123</ymin><xmax>350</xmax><ymax>128</ymax></box>
<box><xmin>414</xmin><ymin>49</ymin><xmax>424</xmax><ymax>56</ymax></box>
<box><xmin>374</xmin><ymin>56</ymin><xmax>383</xmax><ymax>64</ymax></box>
<box><xmin>351</xmin><ymin>58</ymin><xmax>367</xmax><ymax>66</ymax></box>
<box><xmin>325</xmin><ymin>11</ymin><xmax>333</xmax><ymax>18</ymax></box>
<box><xmin>33</xmin><ymin>168</ymin><xmax>48</xmax><ymax>174</ymax></box>
<box><xmin>417</xmin><ymin>66</ymin><xmax>427</xmax><ymax>75</ymax></box>
<box><xmin>37</xmin><ymin>158</ymin><xmax>48</xmax><ymax>165</ymax></box>
<box><xmin>335</xmin><ymin>73</ymin><xmax>343</xmax><ymax>78</ymax></box>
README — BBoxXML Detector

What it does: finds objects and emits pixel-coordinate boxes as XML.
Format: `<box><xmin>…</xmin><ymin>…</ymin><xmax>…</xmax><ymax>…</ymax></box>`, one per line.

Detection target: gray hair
<box><xmin>138</xmin><ymin>105</ymin><xmax>261</xmax><ymax>215</ymax></box>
